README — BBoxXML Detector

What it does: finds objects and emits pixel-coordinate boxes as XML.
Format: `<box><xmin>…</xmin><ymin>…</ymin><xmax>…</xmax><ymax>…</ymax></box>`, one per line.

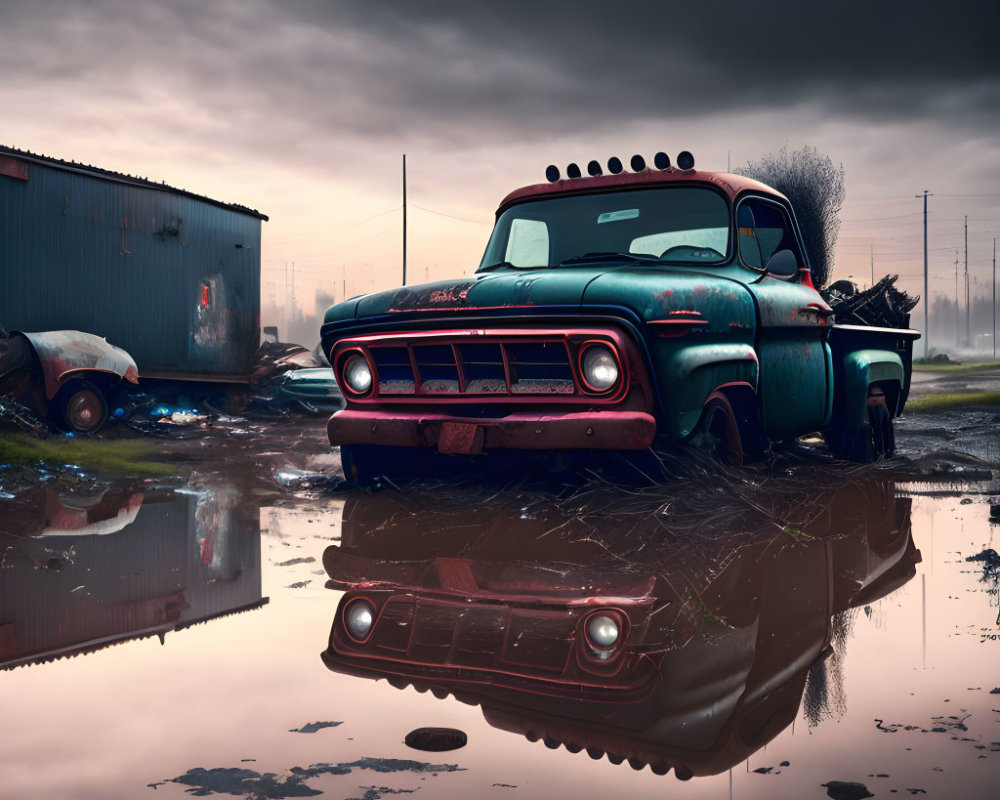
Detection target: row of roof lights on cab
<box><xmin>545</xmin><ymin>151</ymin><xmax>695</xmax><ymax>183</ymax></box>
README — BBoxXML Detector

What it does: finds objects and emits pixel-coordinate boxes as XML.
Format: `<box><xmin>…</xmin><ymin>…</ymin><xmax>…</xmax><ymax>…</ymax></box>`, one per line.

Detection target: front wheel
<box><xmin>698</xmin><ymin>392</ymin><xmax>746</xmax><ymax>466</ymax></box>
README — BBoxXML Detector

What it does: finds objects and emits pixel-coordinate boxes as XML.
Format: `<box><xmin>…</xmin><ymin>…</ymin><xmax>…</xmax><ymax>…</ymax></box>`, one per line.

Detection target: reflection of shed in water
<box><xmin>0</xmin><ymin>484</ymin><xmax>266</xmax><ymax>669</ymax></box>
<box><xmin>321</xmin><ymin>476</ymin><xmax>918</xmax><ymax>779</ymax></box>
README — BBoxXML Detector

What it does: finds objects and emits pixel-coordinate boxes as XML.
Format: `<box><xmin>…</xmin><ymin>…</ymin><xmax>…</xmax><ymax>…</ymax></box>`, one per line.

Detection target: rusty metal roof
<box><xmin>497</xmin><ymin>168</ymin><xmax>786</xmax><ymax>213</ymax></box>
<box><xmin>0</xmin><ymin>144</ymin><xmax>268</xmax><ymax>220</ymax></box>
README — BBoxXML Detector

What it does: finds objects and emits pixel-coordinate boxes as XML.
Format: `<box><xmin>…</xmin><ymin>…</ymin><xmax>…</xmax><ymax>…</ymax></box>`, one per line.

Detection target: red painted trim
<box><xmin>498</xmin><ymin>169</ymin><xmax>788</xmax><ymax>211</ymax></box>
<box><xmin>450</xmin><ymin>343</ymin><xmax>467</xmax><ymax>392</ymax></box>
<box><xmin>327</xmin><ymin>408</ymin><xmax>657</xmax><ymax>450</ymax></box>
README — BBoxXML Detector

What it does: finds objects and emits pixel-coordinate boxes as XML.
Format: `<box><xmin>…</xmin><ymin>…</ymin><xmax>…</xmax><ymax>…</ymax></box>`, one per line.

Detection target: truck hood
<box><xmin>349</xmin><ymin>269</ymin><xmax>606</xmax><ymax>319</ymax></box>
<box><xmin>328</xmin><ymin>264</ymin><xmax>759</xmax><ymax>326</ymax></box>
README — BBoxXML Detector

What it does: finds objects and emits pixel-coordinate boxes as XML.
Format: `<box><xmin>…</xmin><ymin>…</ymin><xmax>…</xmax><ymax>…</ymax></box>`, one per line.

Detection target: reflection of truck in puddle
<box><xmin>0</xmin><ymin>483</ymin><xmax>266</xmax><ymax>669</ymax></box>
<box><xmin>320</xmin><ymin>153</ymin><xmax>919</xmax><ymax>483</ymax></box>
<box><xmin>321</xmin><ymin>477</ymin><xmax>918</xmax><ymax>778</ymax></box>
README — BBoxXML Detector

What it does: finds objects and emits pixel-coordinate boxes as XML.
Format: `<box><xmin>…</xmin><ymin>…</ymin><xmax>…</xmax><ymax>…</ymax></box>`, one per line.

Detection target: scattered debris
<box><xmin>823</xmin><ymin>274</ymin><xmax>919</xmax><ymax>328</ymax></box>
<box><xmin>168</xmin><ymin>758</ymin><xmax>464</xmax><ymax>799</ymax></box>
<box><xmin>289</xmin><ymin>721</ymin><xmax>343</xmax><ymax>734</ymax></box>
<box><xmin>823</xmin><ymin>780</ymin><xmax>874</xmax><ymax>800</ymax></box>
<box><xmin>274</xmin><ymin>467</ymin><xmax>350</xmax><ymax>491</ymax></box>
<box><xmin>275</xmin><ymin>557</ymin><xmax>317</xmax><ymax>567</ymax></box>
<box><xmin>404</xmin><ymin>728</ymin><xmax>468</xmax><ymax>752</ymax></box>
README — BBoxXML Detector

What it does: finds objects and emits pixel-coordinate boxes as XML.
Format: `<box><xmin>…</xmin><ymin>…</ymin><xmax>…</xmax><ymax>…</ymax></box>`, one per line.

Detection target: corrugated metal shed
<box><xmin>0</xmin><ymin>145</ymin><xmax>267</xmax><ymax>378</ymax></box>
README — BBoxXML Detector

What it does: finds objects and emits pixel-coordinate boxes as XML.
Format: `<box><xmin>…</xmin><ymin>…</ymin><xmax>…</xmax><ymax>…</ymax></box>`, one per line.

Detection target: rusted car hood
<box><xmin>330</xmin><ymin>265</ymin><xmax>757</xmax><ymax>326</ymax></box>
<box><xmin>16</xmin><ymin>330</ymin><xmax>139</xmax><ymax>399</ymax></box>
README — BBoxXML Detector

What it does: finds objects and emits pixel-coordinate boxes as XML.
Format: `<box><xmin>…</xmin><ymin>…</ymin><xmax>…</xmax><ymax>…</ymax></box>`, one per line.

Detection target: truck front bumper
<box><xmin>327</xmin><ymin>409</ymin><xmax>657</xmax><ymax>454</ymax></box>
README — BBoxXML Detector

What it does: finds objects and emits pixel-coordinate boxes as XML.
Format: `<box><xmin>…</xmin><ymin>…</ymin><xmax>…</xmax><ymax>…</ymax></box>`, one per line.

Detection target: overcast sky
<box><xmin>2</xmin><ymin>0</ymin><xmax>998</xmax><ymax>335</ymax></box>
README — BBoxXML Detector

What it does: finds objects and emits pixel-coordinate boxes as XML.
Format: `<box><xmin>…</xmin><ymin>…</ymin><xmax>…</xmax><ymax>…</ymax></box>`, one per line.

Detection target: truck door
<box><xmin>739</xmin><ymin>198</ymin><xmax>832</xmax><ymax>441</ymax></box>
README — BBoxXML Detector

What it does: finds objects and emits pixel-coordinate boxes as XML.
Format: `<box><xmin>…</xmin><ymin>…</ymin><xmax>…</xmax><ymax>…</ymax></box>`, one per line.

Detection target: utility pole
<box><xmin>402</xmin><ymin>154</ymin><xmax>407</xmax><ymax>286</ymax></box>
<box><xmin>993</xmin><ymin>237</ymin><xmax>996</xmax><ymax>359</ymax></box>
<box><xmin>870</xmin><ymin>240</ymin><xmax>874</xmax><ymax>287</ymax></box>
<box><xmin>964</xmin><ymin>215</ymin><xmax>970</xmax><ymax>348</ymax></box>
<box><xmin>917</xmin><ymin>190</ymin><xmax>932</xmax><ymax>358</ymax></box>
<box><xmin>954</xmin><ymin>251</ymin><xmax>960</xmax><ymax>347</ymax></box>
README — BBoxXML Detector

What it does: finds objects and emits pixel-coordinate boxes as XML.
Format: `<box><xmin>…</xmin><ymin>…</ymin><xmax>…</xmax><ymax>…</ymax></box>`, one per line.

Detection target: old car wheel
<box><xmin>700</xmin><ymin>392</ymin><xmax>745</xmax><ymax>466</ymax></box>
<box><xmin>56</xmin><ymin>381</ymin><xmax>108</xmax><ymax>433</ymax></box>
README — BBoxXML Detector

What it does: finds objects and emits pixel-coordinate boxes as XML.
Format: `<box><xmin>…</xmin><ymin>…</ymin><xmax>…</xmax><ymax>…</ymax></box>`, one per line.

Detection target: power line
<box><xmin>411</xmin><ymin>203</ymin><xmax>490</xmax><ymax>226</ymax></box>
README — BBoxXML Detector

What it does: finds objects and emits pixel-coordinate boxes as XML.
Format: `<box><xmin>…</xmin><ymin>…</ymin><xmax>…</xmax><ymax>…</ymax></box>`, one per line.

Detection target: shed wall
<box><xmin>0</xmin><ymin>159</ymin><xmax>261</xmax><ymax>375</ymax></box>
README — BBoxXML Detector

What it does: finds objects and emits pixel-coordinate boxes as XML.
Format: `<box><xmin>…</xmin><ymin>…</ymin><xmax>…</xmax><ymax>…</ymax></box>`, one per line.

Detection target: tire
<box><xmin>54</xmin><ymin>380</ymin><xmax>108</xmax><ymax>434</ymax></box>
<box><xmin>823</xmin><ymin>389</ymin><xmax>895</xmax><ymax>462</ymax></box>
<box><xmin>699</xmin><ymin>392</ymin><xmax>745</xmax><ymax>466</ymax></box>
<box><xmin>868</xmin><ymin>393</ymin><xmax>895</xmax><ymax>459</ymax></box>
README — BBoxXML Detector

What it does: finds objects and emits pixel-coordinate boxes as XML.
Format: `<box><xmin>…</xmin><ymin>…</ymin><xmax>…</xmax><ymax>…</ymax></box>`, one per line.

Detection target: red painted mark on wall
<box><xmin>201</xmin><ymin>285</ymin><xmax>210</xmax><ymax>307</ymax></box>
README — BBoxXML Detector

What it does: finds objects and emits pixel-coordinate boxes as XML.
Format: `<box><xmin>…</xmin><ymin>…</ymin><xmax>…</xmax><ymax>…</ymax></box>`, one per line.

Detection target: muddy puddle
<box><xmin>1</xmin><ymin>458</ymin><xmax>998</xmax><ymax>799</ymax></box>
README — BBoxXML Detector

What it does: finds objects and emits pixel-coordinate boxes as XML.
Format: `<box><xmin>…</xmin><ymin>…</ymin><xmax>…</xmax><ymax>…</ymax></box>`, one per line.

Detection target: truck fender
<box><xmin>840</xmin><ymin>349</ymin><xmax>904</xmax><ymax>428</ymax></box>
<box><xmin>666</xmin><ymin>344</ymin><xmax>759</xmax><ymax>439</ymax></box>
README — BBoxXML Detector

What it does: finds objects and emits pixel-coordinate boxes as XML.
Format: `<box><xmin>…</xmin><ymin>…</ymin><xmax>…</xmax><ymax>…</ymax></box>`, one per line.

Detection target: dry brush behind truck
<box><xmin>320</xmin><ymin>152</ymin><xmax>919</xmax><ymax>483</ymax></box>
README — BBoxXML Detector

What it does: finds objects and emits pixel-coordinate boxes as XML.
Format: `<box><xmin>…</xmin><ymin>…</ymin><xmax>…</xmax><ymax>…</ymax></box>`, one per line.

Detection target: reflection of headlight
<box><xmin>581</xmin><ymin>345</ymin><xmax>619</xmax><ymax>391</ymax></box>
<box><xmin>343</xmin><ymin>355</ymin><xmax>373</xmax><ymax>394</ymax></box>
<box><xmin>586</xmin><ymin>613</ymin><xmax>620</xmax><ymax>648</ymax></box>
<box><xmin>344</xmin><ymin>599</ymin><xmax>375</xmax><ymax>640</ymax></box>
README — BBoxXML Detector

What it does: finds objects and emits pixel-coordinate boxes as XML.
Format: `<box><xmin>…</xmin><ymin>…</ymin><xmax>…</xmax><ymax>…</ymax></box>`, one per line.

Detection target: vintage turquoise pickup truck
<box><xmin>320</xmin><ymin>152</ymin><xmax>919</xmax><ymax>482</ymax></box>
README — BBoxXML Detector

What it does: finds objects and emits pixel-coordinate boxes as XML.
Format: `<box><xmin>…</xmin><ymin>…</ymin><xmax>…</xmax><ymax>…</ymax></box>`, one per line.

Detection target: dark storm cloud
<box><xmin>279</xmin><ymin>0</ymin><xmax>1000</xmax><ymax>128</ymax></box>
<box><xmin>1</xmin><ymin>0</ymin><xmax>997</xmax><ymax>156</ymax></box>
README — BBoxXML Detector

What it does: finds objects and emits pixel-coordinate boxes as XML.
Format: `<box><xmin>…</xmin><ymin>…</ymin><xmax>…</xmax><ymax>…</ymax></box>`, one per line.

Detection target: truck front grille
<box><xmin>335</xmin><ymin>328</ymin><xmax>626</xmax><ymax>402</ymax></box>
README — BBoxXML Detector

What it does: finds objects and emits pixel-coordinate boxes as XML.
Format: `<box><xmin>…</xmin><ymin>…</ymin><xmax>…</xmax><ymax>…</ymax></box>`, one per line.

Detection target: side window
<box><xmin>505</xmin><ymin>218</ymin><xmax>549</xmax><ymax>267</ymax></box>
<box><xmin>737</xmin><ymin>199</ymin><xmax>803</xmax><ymax>274</ymax></box>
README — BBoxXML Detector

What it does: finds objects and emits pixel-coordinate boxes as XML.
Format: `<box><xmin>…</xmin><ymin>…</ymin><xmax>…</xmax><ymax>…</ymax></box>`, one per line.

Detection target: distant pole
<box><xmin>964</xmin><ymin>215</ymin><xmax>970</xmax><ymax>347</ymax></box>
<box><xmin>402</xmin><ymin>154</ymin><xmax>407</xmax><ymax>286</ymax></box>
<box><xmin>917</xmin><ymin>190</ymin><xmax>931</xmax><ymax>358</ymax></box>
<box><xmin>870</xmin><ymin>240</ymin><xmax>874</xmax><ymax>286</ymax></box>
<box><xmin>993</xmin><ymin>237</ymin><xmax>996</xmax><ymax>359</ymax></box>
<box><xmin>954</xmin><ymin>251</ymin><xmax>960</xmax><ymax>347</ymax></box>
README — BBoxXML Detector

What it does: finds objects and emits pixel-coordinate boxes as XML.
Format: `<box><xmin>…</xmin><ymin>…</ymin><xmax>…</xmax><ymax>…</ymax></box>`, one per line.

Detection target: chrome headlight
<box><xmin>581</xmin><ymin>345</ymin><xmax>620</xmax><ymax>392</ymax></box>
<box><xmin>344</xmin><ymin>598</ymin><xmax>375</xmax><ymax>640</ymax></box>
<box><xmin>342</xmin><ymin>354</ymin><xmax>373</xmax><ymax>395</ymax></box>
<box><xmin>586</xmin><ymin>613</ymin><xmax>620</xmax><ymax>649</ymax></box>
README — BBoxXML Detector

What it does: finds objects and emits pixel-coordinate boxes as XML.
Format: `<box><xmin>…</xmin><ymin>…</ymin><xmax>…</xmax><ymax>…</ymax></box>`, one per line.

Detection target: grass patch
<box><xmin>906</xmin><ymin>391</ymin><xmax>1000</xmax><ymax>413</ymax></box>
<box><xmin>912</xmin><ymin>360</ymin><xmax>1000</xmax><ymax>374</ymax></box>
<box><xmin>0</xmin><ymin>433</ymin><xmax>178</xmax><ymax>477</ymax></box>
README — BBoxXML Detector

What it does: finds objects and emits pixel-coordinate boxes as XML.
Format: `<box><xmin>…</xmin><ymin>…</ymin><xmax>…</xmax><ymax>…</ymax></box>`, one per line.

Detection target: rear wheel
<box><xmin>823</xmin><ymin>387</ymin><xmax>895</xmax><ymax>462</ymax></box>
<box><xmin>55</xmin><ymin>380</ymin><xmax>108</xmax><ymax>434</ymax></box>
<box><xmin>868</xmin><ymin>391</ymin><xmax>895</xmax><ymax>459</ymax></box>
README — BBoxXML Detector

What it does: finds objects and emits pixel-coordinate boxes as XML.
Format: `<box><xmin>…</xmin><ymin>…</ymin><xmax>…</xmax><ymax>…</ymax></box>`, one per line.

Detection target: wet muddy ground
<box><xmin>1</xmin><ymin>400</ymin><xmax>998</xmax><ymax>799</ymax></box>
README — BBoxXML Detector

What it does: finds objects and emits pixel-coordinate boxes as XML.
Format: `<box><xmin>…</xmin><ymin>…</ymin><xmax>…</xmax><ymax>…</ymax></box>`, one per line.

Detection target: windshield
<box><xmin>479</xmin><ymin>187</ymin><xmax>730</xmax><ymax>270</ymax></box>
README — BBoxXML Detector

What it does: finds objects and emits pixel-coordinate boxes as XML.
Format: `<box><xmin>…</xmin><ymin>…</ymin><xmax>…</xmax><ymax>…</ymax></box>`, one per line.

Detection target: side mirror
<box><xmin>765</xmin><ymin>248</ymin><xmax>799</xmax><ymax>277</ymax></box>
